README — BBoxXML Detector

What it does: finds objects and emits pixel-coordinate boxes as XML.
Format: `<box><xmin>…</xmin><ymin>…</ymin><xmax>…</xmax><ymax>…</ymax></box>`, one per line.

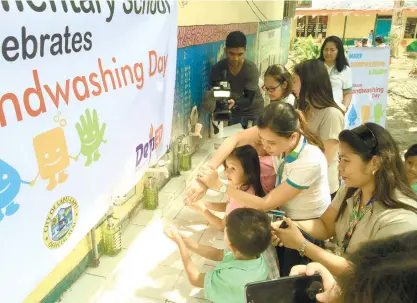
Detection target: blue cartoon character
<box><xmin>0</xmin><ymin>159</ymin><xmax>30</xmax><ymax>222</ymax></box>
<box><xmin>347</xmin><ymin>105</ymin><xmax>358</xmax><ymax>127</ymax></box>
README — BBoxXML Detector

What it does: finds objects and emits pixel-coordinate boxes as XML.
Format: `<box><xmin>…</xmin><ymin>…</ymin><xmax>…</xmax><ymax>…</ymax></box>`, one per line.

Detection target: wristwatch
<box><xmin>218</xmin><ymin>183</ymin><xmax>227</xmax><ymax>193</ymax></box>
<box><xmin>298</xmin><ymin>239</ymin><xmax>309</xmax><ymax>257</ymax></box>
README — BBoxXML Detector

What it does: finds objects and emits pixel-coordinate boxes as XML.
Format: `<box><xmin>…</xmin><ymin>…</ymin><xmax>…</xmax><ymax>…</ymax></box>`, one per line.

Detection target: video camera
<box><xmin>212</xmin><ymin>80</ymin><xmax>232</xmax><ymax>121</ymax></box>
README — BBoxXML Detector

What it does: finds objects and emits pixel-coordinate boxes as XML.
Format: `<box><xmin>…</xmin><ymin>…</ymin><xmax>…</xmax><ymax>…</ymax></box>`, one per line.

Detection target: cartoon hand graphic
<box><xmin>76</xmin><ymin>109</ymin><xmax>107</xmax><ymax>167</ymax></box>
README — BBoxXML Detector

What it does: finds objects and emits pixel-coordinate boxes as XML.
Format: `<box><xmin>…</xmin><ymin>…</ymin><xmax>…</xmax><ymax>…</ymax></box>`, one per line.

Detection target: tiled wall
<box><xmin>172</xmin><ymin>23</ymin><xmax>258</xmax><ymax>145</ymax></box>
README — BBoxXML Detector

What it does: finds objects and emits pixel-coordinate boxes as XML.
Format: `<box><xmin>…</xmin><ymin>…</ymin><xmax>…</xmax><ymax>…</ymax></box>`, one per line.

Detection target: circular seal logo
<box><xmin>44</xmin><ymin>196</ymin><xmax>79</xmax><ymax>249</ymax></box>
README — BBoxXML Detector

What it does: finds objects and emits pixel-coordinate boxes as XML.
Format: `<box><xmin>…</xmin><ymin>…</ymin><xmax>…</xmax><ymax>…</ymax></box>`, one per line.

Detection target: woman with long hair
<box><xmin>273</xmin><ymin>123</ymin><xmax>417</xmax><ymax>276</ymax></box>
<box><xmin>293</xmin><ymin>59</ymin><xmax>345</xmax><ymax>198</ymax></box>
<box><xmin>290</xmin><ymin>231</ymin><xmax>417</xmax><ymax>303</ymax></box>
<box><xmin>319</xmin><ymin>36</ymin><xmax>352</xmax><ymax>110</ymax></box>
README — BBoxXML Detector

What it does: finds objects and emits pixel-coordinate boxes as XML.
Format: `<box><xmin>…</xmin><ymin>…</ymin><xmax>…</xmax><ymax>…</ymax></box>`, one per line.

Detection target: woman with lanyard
<box><xmin>262</xmin><ymin>64</ymin><xmax>295</xmax><ymax>106</ymax></box>
<box><xmin>319</xmin><ymin>36</ymin><xmax>352</xmax><ymax>112</ymax></box>
<box><xmin>195</xmin><ymin>102</ymin><xmax>331</xmax><ymax>276</ymax></box>
<box><xmin>292</xmin><ymin>59</ymin><xmax>345</xmax><ymax>199</ymax></box>
<box><xmin>272</xmin><ymin>123</ymin><xmax>417</xmax><ymax>276</ymax></box>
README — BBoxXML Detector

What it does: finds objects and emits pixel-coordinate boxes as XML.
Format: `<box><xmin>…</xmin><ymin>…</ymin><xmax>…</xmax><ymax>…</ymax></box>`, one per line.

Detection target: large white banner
<box><xmin>346</xmin><ymin>47</ymin><xmax>390</xmax><ymax>129</ymax></box>
<box><xmin>0</xmin><ymin>1</ymin><xmax>177</xmax><ymax>302</ymax></box>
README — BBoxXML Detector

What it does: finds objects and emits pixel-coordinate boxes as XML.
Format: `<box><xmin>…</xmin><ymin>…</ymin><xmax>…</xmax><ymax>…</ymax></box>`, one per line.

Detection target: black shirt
<box><xmin>210</xmin><ymin>59</ymin><xmax>264</xmax><ymax>118</ymax></box>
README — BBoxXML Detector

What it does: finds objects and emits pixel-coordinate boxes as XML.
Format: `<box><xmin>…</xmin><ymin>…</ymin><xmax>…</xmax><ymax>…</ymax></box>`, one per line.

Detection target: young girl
<box><xmin>263</xmin><ymin>64</ymin><xmax>295</xmax><ymax>106</ymax></box>
<box><xmin>187</xmin><ymin>145</ymin><xmax>265</xmax><ymax>230</ymax></box>
<box><xmin>186</xmin><ymin>145</ymin><xmax>280</xmax><ymax>279</ymax></box>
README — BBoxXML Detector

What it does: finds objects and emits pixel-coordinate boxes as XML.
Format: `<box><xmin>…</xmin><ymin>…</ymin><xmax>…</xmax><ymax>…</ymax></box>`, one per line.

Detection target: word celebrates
<box><xmin>0</xmin><ymin>0</ymin><xmax>172</xmax><ymax>63</ymax></box>
<box><xmin>2</xmin><ymin>26</ymin><xmax>92</xmax><ymax>62</ymax></box>
<box><xmin>136</xmin><ymin>124</ymin><xmax>164</xmax><ymax>168</ymax></box>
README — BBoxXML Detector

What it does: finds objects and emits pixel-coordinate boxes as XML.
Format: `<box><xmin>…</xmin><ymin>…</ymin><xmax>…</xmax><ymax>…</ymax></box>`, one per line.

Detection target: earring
<box><xmin>372</xmin><ymin>170</ymin><xmax>377</xmax><ymax>175</ymax></box>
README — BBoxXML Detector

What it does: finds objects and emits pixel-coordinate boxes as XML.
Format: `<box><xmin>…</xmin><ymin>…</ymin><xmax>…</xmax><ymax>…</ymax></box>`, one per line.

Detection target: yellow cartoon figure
<box><xmin>361</xmin><ymin>105</ymin><xmax>371</xmax><ymax>123</ymax></box>
<box><xmin>31</xmin><ymin>127</ymin><xmax>76</xmax><ymax>191</ymax></box>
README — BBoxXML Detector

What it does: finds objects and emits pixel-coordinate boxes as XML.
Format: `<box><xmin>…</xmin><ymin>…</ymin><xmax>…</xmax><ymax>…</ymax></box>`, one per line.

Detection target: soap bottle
<box><xmin>180</xmin><ymin>144</ymin><xmax>192</xmax><ymax>171</ymax></box>
<box><xmin>103</xmin><ymin>215</ymin><xmax>122</xmax><ymax>256</ymax></box>
<box><xmin>143</xmin><ymin>176</ymin><xmax>159</xmax><ymax>210</ymax></box>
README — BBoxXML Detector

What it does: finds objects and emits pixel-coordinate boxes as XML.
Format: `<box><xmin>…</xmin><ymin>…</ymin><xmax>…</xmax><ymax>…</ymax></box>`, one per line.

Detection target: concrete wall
<box><xmin>24</xmin><ymin>2</ymin><xmax>285</xmax><ymax>302</ymax></box>
<box><xmin>178</xmin><ymin>0</ymin><xmax>284</xmax><ymax>26</ymax></box>
<box><xmin>326</xmin><ymin>15</ymin><xmax>345</xmax><ymax>37</ymax></box>
<box><xmin>345</xmin><ymin>15</ymin><xmax>377</xmax><ymax>38</ymax></box>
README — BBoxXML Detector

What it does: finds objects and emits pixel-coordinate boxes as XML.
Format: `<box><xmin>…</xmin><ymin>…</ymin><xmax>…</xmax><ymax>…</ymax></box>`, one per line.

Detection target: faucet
<box><xmin>172</xmin><ymin>134</ymin><xmax>187</xmax><ymax>176</ymax></box>
<box><xmin>144</xmin><ymin>159</ymin><xmax>170</xmax><ymax>179</ymax></box>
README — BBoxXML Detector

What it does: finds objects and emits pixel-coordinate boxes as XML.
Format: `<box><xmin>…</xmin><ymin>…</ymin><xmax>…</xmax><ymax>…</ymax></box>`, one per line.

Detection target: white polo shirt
<box><xmin>272</xmin><ymin>136</ymin><xmax>330</xmax><ymax>220</ymax></box>
<box><xmin>283</xmin><ymin>94</ymin><xmax>295</xmax><ymax>106</ymax></box>
<box><xmin>325</xmin><ymin>64</ymin><xmax>352</xmax><ymax>108</ymax></box>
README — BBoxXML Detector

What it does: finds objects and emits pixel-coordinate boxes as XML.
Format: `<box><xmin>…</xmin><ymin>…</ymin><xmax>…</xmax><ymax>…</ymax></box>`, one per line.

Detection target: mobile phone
<box><xmin>267</xmin><ymin>210</ymin><xmax>286</xmax><ymax>219</ymax></box>
<box><xmin>279</xmin><ymin>220</ymin><xmax>314</xmax><ymax>242</ymax></box>
<box><xmin>245</xmin><ymin>274</ymin><xmax>323</xmax><ymax>303</ymax></box>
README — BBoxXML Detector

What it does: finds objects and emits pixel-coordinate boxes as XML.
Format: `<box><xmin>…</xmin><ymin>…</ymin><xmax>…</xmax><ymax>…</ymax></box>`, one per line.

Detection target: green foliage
<box><xmin>292</xmin><ymin>35</ymin><xmax>350</xmax><ymax>64</ymax></box>
<box><xmin>293</xmin><ymin>35</ymin><xmax>322</xmax><ymax>63</ymax></box>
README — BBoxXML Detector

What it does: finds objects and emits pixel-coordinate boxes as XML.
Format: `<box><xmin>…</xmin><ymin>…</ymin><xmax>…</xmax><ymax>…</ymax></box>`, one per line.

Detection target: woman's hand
<box><xmin>197</xmin><ymin>165</ymin><xmax>222</xmax><ymax>190</ymax></box>
<box><xmin>274</xmin><ymin>217</ymin><xmax>306</xmax><ymax>250</ymax></box>
<box><xmin>185</xmin><ymin>179</ymin><xmax>208</xmax><ymax>204</ymax></box>
<box><xmin>290</xmin><ymin>263</ymin><xmax>339</xmax><ymax>303</ymax></box>
<box><xmin>271</xmin><ymin>219</ymin><xmax>284</xmax><ymax>246</ymax></box>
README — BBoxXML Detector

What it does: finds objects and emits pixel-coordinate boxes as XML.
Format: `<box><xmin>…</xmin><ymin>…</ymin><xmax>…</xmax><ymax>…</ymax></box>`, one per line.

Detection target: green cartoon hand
<box><xmin>373</xmin><ymin>103</ymin><xmax>385</xmax><ymax>124</ymax></box>
<box><xmin>76</xmin><ymin>109</ymin><xmax>107</xmax><ymax>167</ymax></box>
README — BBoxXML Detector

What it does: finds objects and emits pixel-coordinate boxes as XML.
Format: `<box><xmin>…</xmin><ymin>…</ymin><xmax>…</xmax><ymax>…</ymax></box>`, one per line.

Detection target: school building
<box><xmin>291</xmin><ymin>0</ymin><xmax>417</xmax><ymax>53</ymax></box>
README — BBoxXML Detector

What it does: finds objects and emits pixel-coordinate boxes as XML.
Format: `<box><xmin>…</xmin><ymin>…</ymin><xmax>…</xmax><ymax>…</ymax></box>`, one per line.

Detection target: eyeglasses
<box><xmin>352</xmin><ymin>124</ymin><xmax>378</xmax><ymax>155</ymax></box>
<box><xmin>262</xmin><ymin>83</ymin><xmax>282</xmax><ymax>93</ymax></box>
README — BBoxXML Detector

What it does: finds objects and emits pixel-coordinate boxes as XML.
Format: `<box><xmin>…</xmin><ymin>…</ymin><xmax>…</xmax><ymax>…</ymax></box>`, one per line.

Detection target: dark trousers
<box><xmin>276</xmin><ymin>235</ymin><xmax>325</xmax><ymax>277</ymax></box>
<box><xmin>229</xmin><ymin>116</ymin><xmax>260</xmax><ymax>129</ymax></box>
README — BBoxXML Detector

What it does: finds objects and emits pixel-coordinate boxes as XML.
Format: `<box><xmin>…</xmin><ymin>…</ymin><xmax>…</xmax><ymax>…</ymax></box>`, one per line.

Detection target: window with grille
<box><xmin>404</xmin><ymin>18</ymin><xmax>417</xmax><ymax>39</ymax></box>
<box><xmin>283</xmin><ymin>0</ymin><xmax>296</xmax><ymax>19</ymax></box>
<box><xmin>296</xmin><ymin>16</ymin><xmax>328</xmax><ymax>38</ymax></box>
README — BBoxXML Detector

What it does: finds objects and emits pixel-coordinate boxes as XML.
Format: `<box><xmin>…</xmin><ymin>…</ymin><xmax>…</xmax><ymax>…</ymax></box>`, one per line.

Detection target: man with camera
<box><xmin>210</xmin><ymin>31</ymin><xmax>264</xmax><ymax>129</ymax></box>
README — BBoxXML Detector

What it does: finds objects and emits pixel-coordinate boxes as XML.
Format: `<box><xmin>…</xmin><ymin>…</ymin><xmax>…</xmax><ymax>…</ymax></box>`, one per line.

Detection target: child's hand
<box><xmin>185</xmin><ymin>200</ymin><xmax>207</xmax><ymax>213</ymax></box>
<box><xmin>164</xmin><ymin>225</ymin><xmax>183</xmax><ymax>244</ymax></box>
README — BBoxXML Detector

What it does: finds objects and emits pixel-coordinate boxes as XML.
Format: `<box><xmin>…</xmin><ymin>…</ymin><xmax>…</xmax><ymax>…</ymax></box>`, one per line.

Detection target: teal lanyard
<box><xmin>275</xmin><ymin>138</ymin><xmax>306</xmax><ymax>187</ymax></box>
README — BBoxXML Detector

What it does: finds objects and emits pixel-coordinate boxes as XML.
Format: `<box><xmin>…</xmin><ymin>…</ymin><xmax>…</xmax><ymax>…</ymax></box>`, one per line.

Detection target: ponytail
<box><xmin>259</xmin><ymin>102</ymin><xmax>324</xmax><ymax>153</ymax></box>
<box><xmin>296</xmin><ymin>109</ymin><xmax>324</xmax><ymax>152</ymax></box>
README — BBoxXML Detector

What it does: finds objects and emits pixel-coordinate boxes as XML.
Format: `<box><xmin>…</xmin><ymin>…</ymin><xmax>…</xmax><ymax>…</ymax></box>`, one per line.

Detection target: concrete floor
<box><xmin>60</xmin><ymin>140</ymin><xmax>231</xmax><ymax>303</ymax></box>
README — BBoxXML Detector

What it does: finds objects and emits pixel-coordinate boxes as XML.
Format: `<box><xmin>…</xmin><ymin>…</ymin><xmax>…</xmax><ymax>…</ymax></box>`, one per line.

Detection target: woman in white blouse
<box><xmin>319</xmin><ymin>36</ymin><xmax>352</xmax><ymax>112</ymax></box>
